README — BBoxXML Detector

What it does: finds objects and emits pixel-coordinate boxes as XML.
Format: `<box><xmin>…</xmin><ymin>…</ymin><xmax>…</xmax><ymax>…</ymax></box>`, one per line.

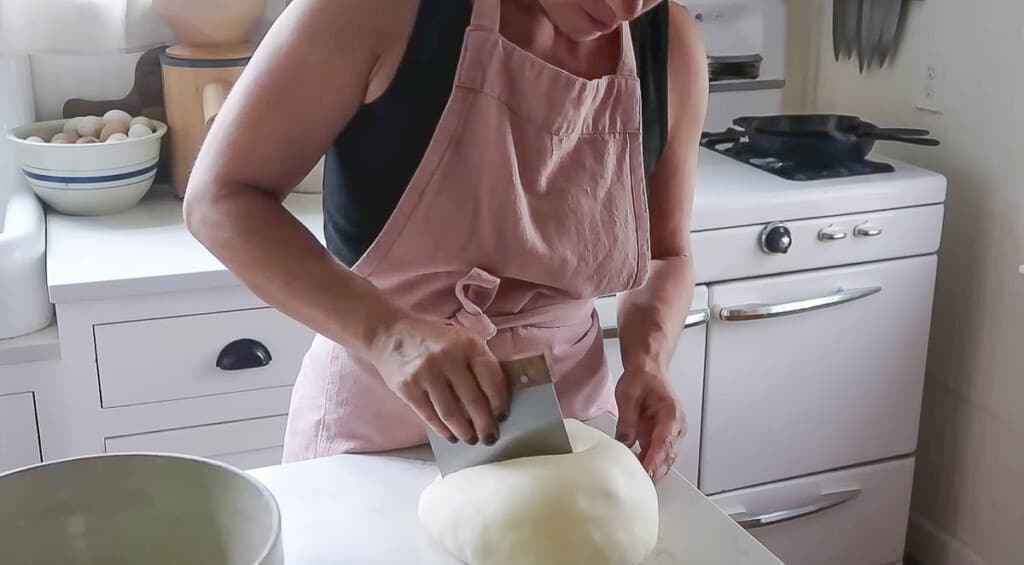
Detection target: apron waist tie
<box><xmin>451</xmin><ymin>267</ymin><xmax>595</xmax><ymax>341</ymax></box>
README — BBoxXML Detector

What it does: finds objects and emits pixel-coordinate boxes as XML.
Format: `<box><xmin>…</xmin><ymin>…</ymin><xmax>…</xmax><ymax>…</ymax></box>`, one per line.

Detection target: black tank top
<box><xmin>324</xmin><ymin>0</ymin><xmax>669</xmax><ymax>267</ymax></box>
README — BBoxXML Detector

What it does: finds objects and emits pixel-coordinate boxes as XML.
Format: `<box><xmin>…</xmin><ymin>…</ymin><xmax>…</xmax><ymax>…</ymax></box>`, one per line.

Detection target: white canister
<box><xmin>0</xmin><ymin>54</ymin><xmax>53</xmax><ymax>339</ymax></box>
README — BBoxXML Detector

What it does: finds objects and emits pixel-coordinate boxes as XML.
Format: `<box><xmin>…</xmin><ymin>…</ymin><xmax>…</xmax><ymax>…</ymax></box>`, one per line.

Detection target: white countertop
<box><xmin>46</xmin><ymin>151</ymin><xmax>946</xmax><ymax>303</ymax></box>
<box><xmin>46</xmin><ymin>185</ymin><xmax>325</xmax><ymax>303</ymax></box>
<box><xmin>249</xmin><ymin>427</ymin><xmax>782</xmax><ymax>565</ymax></box>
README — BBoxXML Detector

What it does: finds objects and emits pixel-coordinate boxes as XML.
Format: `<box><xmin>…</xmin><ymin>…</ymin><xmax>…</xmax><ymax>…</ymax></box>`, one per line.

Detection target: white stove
<box><xmin>692</xmin><ymin>148</ymin><xmax>945</xmax><ymax>231</ymax></box>
<box><xmin>599</xmin><ymin>145</ymin><xmax>946</xmax><ymax>565</ymax></box>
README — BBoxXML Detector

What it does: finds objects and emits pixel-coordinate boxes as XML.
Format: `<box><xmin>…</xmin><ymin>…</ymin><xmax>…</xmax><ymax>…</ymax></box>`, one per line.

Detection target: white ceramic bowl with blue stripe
<box><xmin>7</xmin><ymin>118</ymin><xmax>167</xmax><ymax>216</ymax></box>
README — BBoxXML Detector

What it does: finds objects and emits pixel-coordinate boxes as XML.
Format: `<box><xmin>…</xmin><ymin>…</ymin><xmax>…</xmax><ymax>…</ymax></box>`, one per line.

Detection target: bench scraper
<box><xmin>428</xmin><ymin>353</ymin><xmax>573</xmax><ymax>476</ymax></box>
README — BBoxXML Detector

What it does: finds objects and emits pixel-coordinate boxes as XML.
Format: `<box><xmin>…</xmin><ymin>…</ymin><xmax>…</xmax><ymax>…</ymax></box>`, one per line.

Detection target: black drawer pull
<box><xmin>216</xmin><ymin>339</ymin><xmax>272</xmax><ymax>371</ymax></box>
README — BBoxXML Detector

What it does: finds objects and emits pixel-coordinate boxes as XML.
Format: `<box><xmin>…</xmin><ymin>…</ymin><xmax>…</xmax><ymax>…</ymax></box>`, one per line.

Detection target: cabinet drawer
<box><xmin>0</xmin><ymin>392</ymin><xmax>41</xmax><ymax>473</ymax></box>
<box><xmin>105</xmin><ymin>415</ymin><xmax>287</xmax><ymax>470</ymax></box>
<box><xmin>711</xmin><ymin>457</ymin><xmax>915</xmax><ymax>565</ymax></box>
<box><xmin>95</xmin><ymin>307</ymin><xmax>315</xmax><ymax>407</ymax></box>
<box><xmin>701</xmin><ymin>256</ymin><xmax>935</xmax><ymax>493</ymax></box>
<box><xmin>596</xmin><ymin>287</ymin><xmax>709</xmax><ymax>484</ymax></box>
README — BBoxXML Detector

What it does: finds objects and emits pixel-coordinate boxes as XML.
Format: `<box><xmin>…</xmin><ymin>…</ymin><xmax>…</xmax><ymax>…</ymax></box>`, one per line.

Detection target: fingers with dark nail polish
<box><xmin>467</xmin><ymin>435</ymin><xmax>479</xmax><ymax>446</ymax></box>
<box><xmin>483</xmin><ymin>432</ymin><xmax>498</xmax><ymax>446</ymax></box>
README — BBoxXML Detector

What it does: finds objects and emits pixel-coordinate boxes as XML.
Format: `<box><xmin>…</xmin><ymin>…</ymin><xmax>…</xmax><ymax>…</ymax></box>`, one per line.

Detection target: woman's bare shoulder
<box><xmin>665</xmin><ymin>2</ymin><xmax>709</xmax><ymax>127</ymax></box>
<box><xmin>280</xmin><ymin>0</ymin><xmax>417</xmax><ymax>60</ymax></box>
<box><xmin>666</xmin><ymin>2</ymin><xmax>708</xmax><ymax>83</ymax></box>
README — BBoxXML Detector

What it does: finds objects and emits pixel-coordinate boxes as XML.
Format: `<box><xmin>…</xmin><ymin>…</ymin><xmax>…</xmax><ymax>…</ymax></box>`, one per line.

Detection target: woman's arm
<box><xmin>185</xmin><ymin>0</ymin><xmax>506</xmax><ymax>445</ymax></box>
<box><xmin>614</xmin><ymin>2</ymin><xmax>708</xmax><ymax>480</ymax></box>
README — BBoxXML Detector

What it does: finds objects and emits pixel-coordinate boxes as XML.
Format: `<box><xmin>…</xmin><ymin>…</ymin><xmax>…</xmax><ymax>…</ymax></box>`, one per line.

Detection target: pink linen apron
<box><xmin>283</xmin><ymin>0</ymin><xmax>650</xmax><ymax>461</ymax></box>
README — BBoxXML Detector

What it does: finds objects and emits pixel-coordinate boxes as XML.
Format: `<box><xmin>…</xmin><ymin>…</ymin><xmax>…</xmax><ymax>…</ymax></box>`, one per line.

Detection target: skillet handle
<box><xmin>867</xmin><ymin>133</ymin><xmax>941</xmax><ymax>146</ymax></box>
<box><xmin>864</xmin><ymin>127</ymin><xmax>931</xmax><ymax>137</ymax></box>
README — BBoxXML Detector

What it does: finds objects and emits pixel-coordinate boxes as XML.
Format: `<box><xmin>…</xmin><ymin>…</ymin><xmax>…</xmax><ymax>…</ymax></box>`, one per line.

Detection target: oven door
<box><xmin>700</xmin><ymin>255</ymin><xmax>936</xmax><ymax>494</ymax></box>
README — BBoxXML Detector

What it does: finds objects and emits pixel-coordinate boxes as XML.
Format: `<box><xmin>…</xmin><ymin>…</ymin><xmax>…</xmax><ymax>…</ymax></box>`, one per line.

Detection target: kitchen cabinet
<box><xmin>94</xmin><ymin>307</ymin><xmax>314</xmax><ymax>407</ymax></box>
<box><xmin>105</xmin><ymin>415</ymin><xmax>287</xmax><ymax>470</ymax></box>
<box><xmin>0</xmin><ymin>392</ymin><xmax>41</xmax><ymax>473</ymax></box>
<box><xmin>596</xmin><ymin>287</ymin><xmax>709</xmax><ymax>484</ymax></box>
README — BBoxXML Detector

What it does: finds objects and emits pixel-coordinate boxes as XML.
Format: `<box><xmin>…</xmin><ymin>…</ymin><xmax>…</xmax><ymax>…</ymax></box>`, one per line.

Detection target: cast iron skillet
<box><xmin>727</xmin><ymin>114</ymin><xmax>940</xmax><ymax>164</ymax></box>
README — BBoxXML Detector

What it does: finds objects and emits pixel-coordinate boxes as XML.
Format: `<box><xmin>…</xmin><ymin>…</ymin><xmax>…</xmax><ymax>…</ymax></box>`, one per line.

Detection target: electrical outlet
<box><xmin>917</xmin><ymin>53</ymin><xmax>945</xmax><ymax>114</ymax></box>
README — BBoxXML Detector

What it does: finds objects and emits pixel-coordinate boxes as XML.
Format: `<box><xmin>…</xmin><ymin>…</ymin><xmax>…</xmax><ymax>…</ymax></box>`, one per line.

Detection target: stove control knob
<box><xmin>854</xmin><ymin>222</ymin><xmax>883</xmax><ymax>237</ymax></box>
<box><xmin>761</xmin><ymin>222</ymin><xmax>792</xmax><ymax>254</ymax></box>
<box><xmin>818</xmin><ymin>225</ymin><xmax>849</xmax><ymax>241</ymax></box>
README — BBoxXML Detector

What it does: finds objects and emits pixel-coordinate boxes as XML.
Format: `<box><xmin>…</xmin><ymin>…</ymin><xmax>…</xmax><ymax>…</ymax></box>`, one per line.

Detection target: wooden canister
<box><xmin>160</xmin><ymin>49</ymin><xmax>250</xmax><ymax>197</ymax></box>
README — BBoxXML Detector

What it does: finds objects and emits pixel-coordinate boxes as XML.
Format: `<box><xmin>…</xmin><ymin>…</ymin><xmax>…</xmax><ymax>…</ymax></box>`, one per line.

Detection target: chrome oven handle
<box><xmin>684</xmin><ymin>309</ymin><xmax>711</xmax><ymax>329</ymax></box>
<box><xmin>601</xmin><ymin>308</ymin><xmax>710</xmax><ymax>339</ymax></box>
<box><xmin>717</xmin><ymin>287</ymin><xmax>882</xmax><ymax>322</ymax></box>
<box><xmin>728</xmin><ymin>489</ymin><xmax>861</xmax><ymax>530</ymax></box>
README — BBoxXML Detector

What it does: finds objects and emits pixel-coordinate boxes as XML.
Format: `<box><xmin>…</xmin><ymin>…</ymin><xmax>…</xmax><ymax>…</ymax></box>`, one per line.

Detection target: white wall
<box><xmin>29</xmin><ymin>0</ymin><xmax>288</xmax><ymax>120</ymax></box>
<box><xmin>792</xmin><ymin>2</ymin><xmax>1024</xmax><ymax>565</ymax></box>
<box><xmin>0</xmin><ymin>54</ymin><xmax>36</xmax><ymax>223</ymax></box>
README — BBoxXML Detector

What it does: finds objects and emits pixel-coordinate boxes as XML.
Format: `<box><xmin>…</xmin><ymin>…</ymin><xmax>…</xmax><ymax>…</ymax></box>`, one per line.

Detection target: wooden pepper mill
<box><xmin>154</xmin><ymin>0</ymin><xmax>267</xmax><ymax>197</ymax></box>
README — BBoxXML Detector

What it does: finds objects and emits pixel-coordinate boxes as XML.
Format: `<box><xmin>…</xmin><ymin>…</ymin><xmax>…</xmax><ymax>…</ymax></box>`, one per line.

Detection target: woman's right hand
<box><xmin>369</xmin><ymin>315</ymin><xmax>509</xmax><ymax>445</ymax></box>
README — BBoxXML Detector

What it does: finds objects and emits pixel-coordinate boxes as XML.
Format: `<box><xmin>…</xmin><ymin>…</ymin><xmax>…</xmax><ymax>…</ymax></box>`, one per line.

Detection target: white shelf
<box><xmin>0</xmin><ymin>323</ymin><xmax>59</xmax><ymax>366</ymax></box>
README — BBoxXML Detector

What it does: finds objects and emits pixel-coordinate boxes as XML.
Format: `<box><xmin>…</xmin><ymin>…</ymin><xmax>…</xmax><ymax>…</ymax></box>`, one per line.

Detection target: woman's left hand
<box><xmin>614</xmin><ymin>370</ymin><xmax>687</xmax><ymax>481</ymax></box>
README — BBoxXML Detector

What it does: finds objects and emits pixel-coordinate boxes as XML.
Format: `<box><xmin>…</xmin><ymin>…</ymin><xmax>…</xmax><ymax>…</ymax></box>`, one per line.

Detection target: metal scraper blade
<box><xmin>428</xmin><ymin>353</ymin><xmax>573</xmax><ymax>476</ymax></box>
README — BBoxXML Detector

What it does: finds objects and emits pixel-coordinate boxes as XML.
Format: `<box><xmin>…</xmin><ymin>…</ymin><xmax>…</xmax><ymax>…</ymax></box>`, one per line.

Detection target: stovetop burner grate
<box><xmin>701</xmin><ymin>131</ymin><xmax>896</xmax><ymax>181</ymax></box>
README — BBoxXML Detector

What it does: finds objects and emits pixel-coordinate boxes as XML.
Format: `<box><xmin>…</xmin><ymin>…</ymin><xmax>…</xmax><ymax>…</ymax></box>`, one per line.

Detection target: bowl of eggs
<box><xmin>6</xmin><ymin>110</ymin><xmax>167</xmax><ymax>216</ymax></box>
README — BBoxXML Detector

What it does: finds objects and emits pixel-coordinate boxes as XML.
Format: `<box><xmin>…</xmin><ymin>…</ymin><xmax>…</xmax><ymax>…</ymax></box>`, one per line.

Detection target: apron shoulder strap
<box><xmin>616</xmin><ymin>21</ymin><xmax>638</xmax><ymax>76</ymax></box>
<box><xmin>470</xmin><ymin>0</ymin><xmax>500</xmax><ymax>31</ymax></box>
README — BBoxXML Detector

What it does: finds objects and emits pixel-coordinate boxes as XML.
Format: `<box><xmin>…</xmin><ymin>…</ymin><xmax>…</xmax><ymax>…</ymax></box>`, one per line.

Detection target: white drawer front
<box><xmin>711</xmin><ymin>457</ymin><xmax>915</xmax><ymax>565</ymax></box>
<box><xmin>596</xmin><ymin>287</ymin><xmax>709</xmax><ymax>484</ymax></box>
<box><xmin>701</xmin><ymin>256</ymin><xmax>935</xmax><ymax>493</ymax></box>
<box><xmin>0</xmin><ymin>392</ymin><xmax>41</xmax><ymax>473</ymax></box>
<box><xmin>95</xmin><ymin>307</ymin><xmax>315</xmax><ymax>407</ymax></box>
<box><xmin>105</xmin><ymin>415</ymin><xmax>287</xmax><ymax>470</ymax></box>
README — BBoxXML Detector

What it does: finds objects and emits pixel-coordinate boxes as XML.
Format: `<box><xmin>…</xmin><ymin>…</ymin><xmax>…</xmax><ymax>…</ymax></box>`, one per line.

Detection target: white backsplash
<box><xmin>30</xmin><ymin>52</ymin><xmax>144</xmax><ymax>121</ymax></box>
<box><xmin>27</xmin><ymin>0</ymin><xmax>288</xmax><ymax>120</ymax></box>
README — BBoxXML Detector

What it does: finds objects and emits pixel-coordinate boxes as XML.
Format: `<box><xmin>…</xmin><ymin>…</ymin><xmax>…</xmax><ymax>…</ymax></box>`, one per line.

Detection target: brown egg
<box><xmin>75</xmin><ymin>136</ymin><xmax>99</xmax><ymax>144</ymax></box>
<box><xmin>99</xmin><ymin>120</ymin><xmax>129</xmax><ymax>142</ymax></box>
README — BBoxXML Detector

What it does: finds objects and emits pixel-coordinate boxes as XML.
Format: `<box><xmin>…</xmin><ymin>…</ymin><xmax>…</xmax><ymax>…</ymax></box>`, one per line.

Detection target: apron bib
<box><xmin>284</xmin><ymin>0</ymin><xmax>650</xmax><ymax>461</ymax></box>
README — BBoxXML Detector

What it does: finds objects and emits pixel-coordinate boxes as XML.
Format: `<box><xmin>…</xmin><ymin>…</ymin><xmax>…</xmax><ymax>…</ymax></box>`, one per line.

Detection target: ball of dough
<box><xmin>418</xmin><ymin>419</ymin><xmax>659</xmax><ymax>565</ymax></box>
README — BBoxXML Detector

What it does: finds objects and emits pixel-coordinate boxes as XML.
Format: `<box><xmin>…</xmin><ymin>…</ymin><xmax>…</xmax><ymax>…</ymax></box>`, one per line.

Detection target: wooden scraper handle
<box><xmin>499</xmin><ymin>353</ymin><xmax>554</xmax><ymax>390</ymax></box>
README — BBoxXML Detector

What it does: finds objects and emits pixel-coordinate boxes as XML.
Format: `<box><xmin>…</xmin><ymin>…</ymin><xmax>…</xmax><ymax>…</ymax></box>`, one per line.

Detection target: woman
<box><xmin>185</xmin><ymin>0</ymin><xmax>707</xmax><ymax>481</ymax></box>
